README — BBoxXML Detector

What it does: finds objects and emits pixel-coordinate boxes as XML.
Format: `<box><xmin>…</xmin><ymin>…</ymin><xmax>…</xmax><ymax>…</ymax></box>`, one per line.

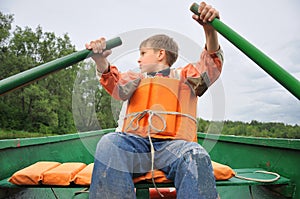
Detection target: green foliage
<box><xmin>0</xmin><ymin>12</ymin><xmax>77</xmax><ymax>135</ymax></box>
<box><xmin>72</xmin><ymin>61</ymin><xmax>121</xmax><ymax>132</ymax></box>
<box><xmin>0</xmin><ymin>129</ymin><xmax>57</xmax><ymax>139</ymax></box>
<box><xmin>95</xmin><ymin>88</ymin><xmax>122</xmax><ymax>129</ymax></box>
<box><xmin>0</xmin><ymin>12</ymin><xmax>13</xmax><ymax>46</ymax></box>
<box><xmin>197</xmin><ymin>119</ymin><xmax>300</xmax><ymax>139</ymax></box>
<box><xmin>0</xmin><ymin>11</ymin><xmax>120</xmax><ymax>139</ymax></box>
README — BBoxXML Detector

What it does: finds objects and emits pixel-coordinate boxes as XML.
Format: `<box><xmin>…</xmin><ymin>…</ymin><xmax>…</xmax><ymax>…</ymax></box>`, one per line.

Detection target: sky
<box><xmin>1</xmin><ymin>0</ymin><xmax>300</xmax><ymax>125</ymax></box>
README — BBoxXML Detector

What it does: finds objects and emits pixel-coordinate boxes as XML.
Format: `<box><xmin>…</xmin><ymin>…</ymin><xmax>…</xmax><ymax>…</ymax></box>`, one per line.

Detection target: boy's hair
<box><xmin>139</xmin><ymin>34</ymin><xmax>179</xmax><ymax>66</ymax></box>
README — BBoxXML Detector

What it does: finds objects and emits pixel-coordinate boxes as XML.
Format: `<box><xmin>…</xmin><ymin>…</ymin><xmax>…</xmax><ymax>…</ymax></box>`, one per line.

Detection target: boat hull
<box><xmin>0</xmin><ymin>129</ymin><xmax>299</xmax><ymax>198</ymax></box>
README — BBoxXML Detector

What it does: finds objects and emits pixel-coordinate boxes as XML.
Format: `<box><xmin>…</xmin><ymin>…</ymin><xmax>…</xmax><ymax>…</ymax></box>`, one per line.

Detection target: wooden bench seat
<box><xmin>134</xmin><ymin>168</ymin><xmax>291</xmax><ymax>198</ymax></box>
<box><xmin>0</xmin><ymin>168</ymin><xmax>291</xmax><ymax>199</ymax></box>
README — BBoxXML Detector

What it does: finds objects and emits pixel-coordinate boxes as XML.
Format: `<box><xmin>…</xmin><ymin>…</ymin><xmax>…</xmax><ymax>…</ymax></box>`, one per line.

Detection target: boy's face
<box><xmin>138</xmin><ymin>47</ymin><xmax>163</xmax><ymax>73</ymax></box>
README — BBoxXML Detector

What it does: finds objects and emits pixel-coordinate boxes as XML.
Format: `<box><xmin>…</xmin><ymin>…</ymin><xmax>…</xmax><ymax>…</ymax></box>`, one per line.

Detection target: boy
<box><xmin>86</xmin><ymin>2</ymin><xmax>223</xmax><ymax>198</ymax></box>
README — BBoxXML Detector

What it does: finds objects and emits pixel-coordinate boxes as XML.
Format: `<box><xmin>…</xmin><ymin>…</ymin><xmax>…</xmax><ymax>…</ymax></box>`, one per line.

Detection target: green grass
<box><xmin>0</xmin><ymin>129</ymin><xmax>58</xmax><ymax>139</ymax></box>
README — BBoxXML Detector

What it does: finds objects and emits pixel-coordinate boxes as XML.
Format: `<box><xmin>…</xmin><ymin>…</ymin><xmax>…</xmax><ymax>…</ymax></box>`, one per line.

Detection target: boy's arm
<box><xmin>192</xmin><ymin>1</ymin><xmax>220</xmax><ymax>52</ymax></box>
<box><xmin>203</xmin><ymin>26</ymin><xmax>219</xmax><ymax>53</ymax></box>
<box><xmin>181</xmin><ymin>1</ymin><xmax>222</xmax><ymax>96</ymax></box>
<box><xmin>86</xmin><ymin>37</ymin><xmax>143</xmax><ymax>101</ymax></box>
<box><xmin>86</xmin><ymin>37</ymin><xmax>141</xmax><ymax>101</ymax></box>
<box><xmin>85</xmin><ymin>37</ymin><xmax>111</xmax><ymax>73</ymax></box>
<box><xmin>100</xmin><ymin>66</ymin><xmax>143</xmax><ymax>101</ymax></box>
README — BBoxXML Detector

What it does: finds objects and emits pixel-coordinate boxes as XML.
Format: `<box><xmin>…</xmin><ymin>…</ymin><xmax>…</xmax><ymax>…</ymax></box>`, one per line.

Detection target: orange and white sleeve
<box><xmin>181</xmin><ymin>47</ymin><xmax>224</xmax><ymax>97</ymax></box>
<box><xmin>99</xmin><ymin>66</ymin><xmax>144</xmax><ymax>101</ymax></box>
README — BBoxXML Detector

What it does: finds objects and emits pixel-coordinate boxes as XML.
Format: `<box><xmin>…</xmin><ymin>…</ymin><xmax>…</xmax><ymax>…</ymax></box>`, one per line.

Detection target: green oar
<box><xmin>190</xmin><ymin>3</ymin><xmax>300</xmax><ymax>100</ymax></box>
<box><xmin>0</xmin><ymin>37</ymin><xmax>122</xmax><ymax>96</ymax></box>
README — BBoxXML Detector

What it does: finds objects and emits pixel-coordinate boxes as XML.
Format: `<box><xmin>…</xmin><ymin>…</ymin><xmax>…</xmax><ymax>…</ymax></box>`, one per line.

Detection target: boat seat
<box><xmin>1</xmin><ymin>160</ymin><xmax>235</xmax><ymax>187</ymax></box>
<box><xmin>0</xmin><ymin>168</ymin><xmax>291</xmax><ymax>199</ymax></box>
<box><xmin>134</xmin><ymin>168</ymin><xmax>291</xmax><ymax>198</ymax></box>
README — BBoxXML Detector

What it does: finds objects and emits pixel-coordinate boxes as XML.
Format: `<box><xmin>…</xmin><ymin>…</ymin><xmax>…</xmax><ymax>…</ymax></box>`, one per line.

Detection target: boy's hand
<box><xmin>192</xmin><ymin>2</ymin><xmax>220</xmax><ymax>25</ymax></box>
<box><xmin>85</xmin><ymin>37</ymin><xmax>112</xmax><ymax>73</ymax></box>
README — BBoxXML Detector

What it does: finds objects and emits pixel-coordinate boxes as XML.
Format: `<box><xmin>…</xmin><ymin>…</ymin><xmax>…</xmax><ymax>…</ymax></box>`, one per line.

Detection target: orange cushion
<box><xmin>9</xmin><ymin>160</ymin><xmax>235</xmax><ymax>186</ymax></box>
<box><xmin>42</xmin><ymin>162</ymin><xmax>86</xmax><ymax>186</ymax></box>
<box><xmin>8</xmin><ymin>161</ymin><xmax>61</xmax><ymax>185</ymax></box>
<box><xmin>133</xmin><ymin>170</ymin><xmax>172</xmax><ymax>184</ymax></box>
<box><xmin>212</xmin><ymin>161</ymin><xmax>235</xmax><ymax>180</ymax></box>
<box><xmin>73</xmin><ymin>163</ymin><xmax>94</xmax><ymax>185</ymax></box>
<box><xmin>133</xmin><ymin>161</ymin><xmax>235</xmax><ymax>183</ymax></box>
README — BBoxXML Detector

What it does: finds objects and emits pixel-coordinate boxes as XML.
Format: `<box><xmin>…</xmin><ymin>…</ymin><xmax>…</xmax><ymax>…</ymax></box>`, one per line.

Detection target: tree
<box><xmin>0</xmin><ymin>12</ymin><xmax>78</xmax><ymax>134</ymax></box>
<box><xmin>200</xmin><ymin>119</ymin><xmax>300</xmax><ymax>139</ymax></box>
<box><xmin>72</xmin><ymin>61</ymin><xmax>121</xmax><ymax>132</ymax></box>
<box><xmin>0</xmin><ymin>12</ymin><xmax>13</xmax><ymax>46</ymax></box>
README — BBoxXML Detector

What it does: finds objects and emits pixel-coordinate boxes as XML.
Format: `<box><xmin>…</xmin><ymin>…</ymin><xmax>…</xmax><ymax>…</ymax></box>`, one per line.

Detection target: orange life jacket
<box><xmin>122</xmin><ymin>76</ymin><xmax>198</xmax><ymax>142</ymax></box>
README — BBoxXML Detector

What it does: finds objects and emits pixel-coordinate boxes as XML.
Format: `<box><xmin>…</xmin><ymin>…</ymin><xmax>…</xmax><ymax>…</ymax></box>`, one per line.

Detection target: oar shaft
<box><xmin>0</xmin><ymin>37</ymin><xmax>122</xmax><ymax>96</ymax></box>
<box><xmin>191</xmin><ymin>3</ymin><xmax>300</xmax><ymax>100</ymax></box>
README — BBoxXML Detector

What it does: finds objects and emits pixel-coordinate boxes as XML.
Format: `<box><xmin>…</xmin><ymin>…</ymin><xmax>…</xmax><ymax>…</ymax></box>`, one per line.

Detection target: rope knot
<box><xmin>125</xmin><ymin>110</ymin><xmax>168</xmax><ymax>134</ymax></box>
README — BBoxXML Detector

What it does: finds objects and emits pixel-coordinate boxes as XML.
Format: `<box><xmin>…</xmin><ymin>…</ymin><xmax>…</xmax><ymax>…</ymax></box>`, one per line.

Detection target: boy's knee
<box><xmin>187</xmin><ymin>142</ymin><xmax>209</xmax><ymax>156</ymax></box>
<box><xmin>183</xmin><ymin>143</ymin><xmax>211</xmax><ymax>164</ymax></box>
<box><xmin>95</xmin><ymin>132</ymin><xmax>121</xmax><ymax>157</ymax></box>
<box><xmin>99</xmin><ymin>132</ymin><xmax>119</xmax><ymax>142</ymax></box>
<box><xmin>97</xmin><ymin>132</ymin><xmax>120</xmax><ymax>147</ymax></box>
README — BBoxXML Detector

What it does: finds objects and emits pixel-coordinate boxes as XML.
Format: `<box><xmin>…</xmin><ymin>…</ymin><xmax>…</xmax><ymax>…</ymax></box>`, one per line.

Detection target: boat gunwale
<box><xmin>0</xmin><ymin>129</ymin><xmax>299</xmax><ymax>150</ymax></box>
<box><xmin>197</xmin><ymin>132</ymin><xmax>300</xmax><ymax>150</ymax></box>
<box><xmin>0</xmin><ymin>128</ymin><xmax>114</xmax><ymax>150</ymax></box>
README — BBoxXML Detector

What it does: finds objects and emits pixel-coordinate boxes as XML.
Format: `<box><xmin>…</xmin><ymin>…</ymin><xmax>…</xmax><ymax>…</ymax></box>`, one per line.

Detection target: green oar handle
<box><xmin>0</xmin><ymin>37</ymin><xmax>122</xmax><ymax>96</ymax></box>
<box><xmin>190</xmin><ymin>3</ymin><xmax>300</xmax><ymax>100</ymax></box>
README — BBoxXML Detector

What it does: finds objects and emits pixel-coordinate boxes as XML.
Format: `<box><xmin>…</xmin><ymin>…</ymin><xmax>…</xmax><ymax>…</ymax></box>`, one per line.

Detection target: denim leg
<box><xmin>158</xmin><ymin>141</ymin><xmax>218</xmax><ymax>199</ymax></box>
<box><xmin>89</xmin><ymin>133</ymin><xmax>217</xmax><ymax>199</ymax></box>
<box><xmin>89</xmin><ymin>132</ymin><xmax>151</xmax><ymax>199</ymax></box>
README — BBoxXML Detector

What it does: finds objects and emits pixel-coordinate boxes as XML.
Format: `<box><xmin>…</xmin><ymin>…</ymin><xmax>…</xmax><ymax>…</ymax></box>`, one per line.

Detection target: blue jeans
<box><xmin>89</xmin><ymin>132</ymin><xmax>218</xmax><ymax>199</ymax></box>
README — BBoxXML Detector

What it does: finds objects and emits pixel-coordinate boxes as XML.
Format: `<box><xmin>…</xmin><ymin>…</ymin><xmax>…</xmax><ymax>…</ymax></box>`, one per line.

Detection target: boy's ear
<box><xmin>157</xmin><ymin>49</ymin><xmax>166</xmax><ymax>61</ymax></box>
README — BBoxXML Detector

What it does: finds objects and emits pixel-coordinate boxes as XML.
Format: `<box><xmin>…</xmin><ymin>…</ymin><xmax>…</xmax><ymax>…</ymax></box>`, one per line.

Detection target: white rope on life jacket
<box><xmin>124</xmin><ymin>109</ymin><xmax>197</xmax><ymax>198</ymax></box>
<box><xmin>125</xmin><ymin>109</ymin><xmax>197</xmax><ymax>133</ymax></box>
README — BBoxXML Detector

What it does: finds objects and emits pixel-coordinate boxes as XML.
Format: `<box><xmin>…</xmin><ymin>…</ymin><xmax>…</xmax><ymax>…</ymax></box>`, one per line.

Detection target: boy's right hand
<box><xmin>85</xmin><ymin>37</ymin><xmax>112</xmax><ymax>73</ymax></box>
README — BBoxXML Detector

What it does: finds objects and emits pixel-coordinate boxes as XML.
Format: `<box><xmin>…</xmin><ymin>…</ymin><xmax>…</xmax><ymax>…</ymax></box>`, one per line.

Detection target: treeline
<box><xmin>0</xmin><ymin>12</ymin><xmax>117</xmax><ymax>135</ymax></box>
<box><xmin>197</xmin><ymin>119</ymin><xmax>300</xmax><ymax>139</ymax></box>
<box><xmin>0</xmin><ymin>12</ymin><xmax>299</xmax><ymax>139</ymax></box>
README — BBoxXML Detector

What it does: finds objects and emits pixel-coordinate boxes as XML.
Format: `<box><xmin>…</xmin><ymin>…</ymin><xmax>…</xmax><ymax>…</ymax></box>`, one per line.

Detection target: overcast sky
<box><xmin>1</xmin><ymin>0</ymin><xmax>300</xmax><ymax>125</ymax></box>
